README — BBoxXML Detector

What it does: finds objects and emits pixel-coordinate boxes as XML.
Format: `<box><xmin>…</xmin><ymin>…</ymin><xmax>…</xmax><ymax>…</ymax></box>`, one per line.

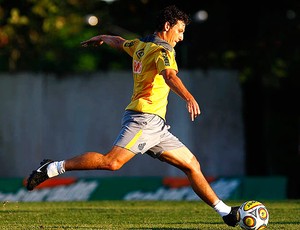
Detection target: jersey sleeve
<box><xmin>155</xmin><ymin>49</ymin><xmax>178</xmax><ymax>74</ymax></box>
<box><xmin>123</xmin><ymin>39</ymin><xmax>139</xmax><ymax>57</ymax></box>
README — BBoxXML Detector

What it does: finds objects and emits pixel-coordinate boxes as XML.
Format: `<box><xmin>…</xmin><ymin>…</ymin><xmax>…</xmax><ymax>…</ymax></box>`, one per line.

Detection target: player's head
<box><xmin>155</xmin><ymin>5</ymin><xmax>190</xmax><ymax>32</ymax></box>
<box><xmin>155</xmin><ymin>5</ymin><xmax>190</xmax><ymax>47</ymax></box>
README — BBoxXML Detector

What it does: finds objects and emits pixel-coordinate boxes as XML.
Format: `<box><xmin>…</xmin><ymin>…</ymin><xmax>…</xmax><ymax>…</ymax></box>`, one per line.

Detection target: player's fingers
<box><xmin>191</xmin><ymin>112</ymin><xmax>195</xmax><ymax>121</ymax></box>
<box><xmin>195</xmin><ymin>104</ymin><xmax>201</xmax><ymax>117</ymax></box>
<box><xmin>80</xmin><ymin>41</ymin><xmax>86</xmax><ymax>46</ymax></box>
<box><xmin>192</xmin><ymin>104</ymin><xmax>200</xmax><ymax>121</ymax></box>
<box><xmin>189</xmin><ymin>107</ymin><xmax>194</xmax><ymax>121</ymax></box>
<box><xmin>187</xmin><ymin>103</ymin><xmax>195</xmax><ymax>121</ymax></box>
<box><xmin>80</xmin><ymin>40</ymin><xmax>91</xmax><ymax>47</ymax></box>
<box><xmin>187</xmin><ymin>99</ymin><xmax>201</xmax><ymax>121</ymax></box>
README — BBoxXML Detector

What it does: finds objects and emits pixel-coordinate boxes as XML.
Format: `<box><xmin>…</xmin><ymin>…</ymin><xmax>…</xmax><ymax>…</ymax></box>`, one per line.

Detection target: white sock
<box><xmin>213</xmin><ymin>200</ymin><xmax>231</xmax><ymax>217</ymax></box>
<box><xmin>46</xmin><ymin>161</ymin><xmax>66</xmax><ymax>178</ymax></box>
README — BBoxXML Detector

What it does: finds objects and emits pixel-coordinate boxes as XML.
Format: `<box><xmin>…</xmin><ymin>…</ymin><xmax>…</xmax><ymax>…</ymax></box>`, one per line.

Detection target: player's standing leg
<box><xmin>159</xmin><ymin>147</ymin><xmax>239</xmax><ymax>227</ymax></box>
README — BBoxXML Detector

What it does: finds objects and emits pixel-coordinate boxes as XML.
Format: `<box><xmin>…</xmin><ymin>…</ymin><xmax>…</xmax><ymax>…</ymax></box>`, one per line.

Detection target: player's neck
<box><xmin>155</xmin><ymin>31</ymin><xmax>167</xmax><ymax>42</ymax></box>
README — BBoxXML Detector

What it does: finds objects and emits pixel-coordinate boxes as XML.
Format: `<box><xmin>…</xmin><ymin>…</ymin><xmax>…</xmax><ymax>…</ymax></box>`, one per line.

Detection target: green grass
<box><xmin>0</xmin><ymin>200</ymin><xmax>299</xmax><ymax>229</ymax></box>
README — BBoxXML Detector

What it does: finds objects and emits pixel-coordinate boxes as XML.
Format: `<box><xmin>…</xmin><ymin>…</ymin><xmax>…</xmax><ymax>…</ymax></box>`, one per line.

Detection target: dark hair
<box><xmin>155</xmin><ymin>5</ymin><xmax>190</xmax><ymax>31</ymax></box>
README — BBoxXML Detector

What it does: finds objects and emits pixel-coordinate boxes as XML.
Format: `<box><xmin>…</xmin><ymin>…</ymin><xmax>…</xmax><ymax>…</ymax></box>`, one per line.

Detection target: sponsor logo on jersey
<box><xmin>124</xmin><ymin>41</ymin><xmax>135</xmax><ymax>47</ymax></box>
<box><xmin>133</xmin><ymin>60</ymin><xmax>142</xmax><ymax>73</ymax></box>
<box><xmin>136</xmin><ymin>49</ymin><xmax>144</xmax><ymax>59</ymax></box>
<box><xmin>161</xmin><ymin>49</ymin><xmax>170</xmax><ymax>66</ymax></box>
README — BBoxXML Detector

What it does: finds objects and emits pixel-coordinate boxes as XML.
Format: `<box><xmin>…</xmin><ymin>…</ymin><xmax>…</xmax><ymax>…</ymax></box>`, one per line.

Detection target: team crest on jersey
<box><xmin>136</xmin><ymin>49</ymin><xmax>144</xmax><ymax>59</ymax></box>
<box><xmin>133</xmin><ymin>60</ymin><xmax>142</xmax><ymax>73</ymax></box>
<box><xmin>161</xmin><ymin>49</ymin><xmax>170</xmax><ymax>66</ymax></box>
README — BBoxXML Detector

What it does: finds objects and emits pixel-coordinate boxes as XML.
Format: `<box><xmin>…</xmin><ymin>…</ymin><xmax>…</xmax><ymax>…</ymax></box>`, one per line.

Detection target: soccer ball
<box><xmin>238</xmin><ymin>200</ymin><xmax>269</xmax><ymax>230</ymax></box>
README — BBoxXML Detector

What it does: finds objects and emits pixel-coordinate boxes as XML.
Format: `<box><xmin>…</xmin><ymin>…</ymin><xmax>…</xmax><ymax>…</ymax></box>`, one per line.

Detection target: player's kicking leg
<box><xmin>159</xmin><ymin>146</ymin><xmax>239</xmax><ymax>227</ymax></box>
<box><xmin>27</xmin><ymin>146</ymin><xmax>135</xmax><ymax>190</ymax></box>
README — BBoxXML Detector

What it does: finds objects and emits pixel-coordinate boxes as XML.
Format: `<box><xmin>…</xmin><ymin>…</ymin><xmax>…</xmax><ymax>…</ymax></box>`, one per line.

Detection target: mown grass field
<box><xmin>0</xmin><ymin>200</ymin><xmax>299</xmax><ymax>229</ymax></box>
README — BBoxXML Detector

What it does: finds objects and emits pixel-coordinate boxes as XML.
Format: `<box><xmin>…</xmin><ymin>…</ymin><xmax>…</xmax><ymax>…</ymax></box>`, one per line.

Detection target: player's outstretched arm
<box><xmin>161</xmin><ymin>69</ymin><xmax>201</xmax><ymax>121</ymax></box>
<box><xmin>81</xmin><ymin>35</ymin><xmax>125</xmax><ymax>50</ymax></box>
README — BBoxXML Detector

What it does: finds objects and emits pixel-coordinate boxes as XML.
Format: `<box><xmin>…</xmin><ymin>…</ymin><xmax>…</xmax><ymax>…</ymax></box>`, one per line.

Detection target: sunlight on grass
<box><xmin>0</xmin><ymin>200</ymin><xmax>299</xmax><ymax>229</ymax></box>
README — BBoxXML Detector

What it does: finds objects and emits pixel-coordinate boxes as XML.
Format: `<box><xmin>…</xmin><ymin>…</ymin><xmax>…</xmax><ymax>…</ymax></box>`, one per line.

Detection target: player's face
<box><xmin>165</xmin><ymin>20</ymin><xmax>186</xmax><ymax>47</ymax></box>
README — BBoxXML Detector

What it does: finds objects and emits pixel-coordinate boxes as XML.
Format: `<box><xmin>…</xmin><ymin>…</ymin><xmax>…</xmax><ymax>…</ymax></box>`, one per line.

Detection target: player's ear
<box><xmin>164</xmin><ymin>22</ymin><xmax>171</xmax><ymax>32</ymax></box>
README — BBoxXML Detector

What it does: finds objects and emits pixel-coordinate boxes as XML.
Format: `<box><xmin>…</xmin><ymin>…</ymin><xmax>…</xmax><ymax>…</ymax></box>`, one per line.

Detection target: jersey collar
<box><xmin>140</xmin><ymin>34</ymin><xmax>173</xmax><ymax>52</ymax></box>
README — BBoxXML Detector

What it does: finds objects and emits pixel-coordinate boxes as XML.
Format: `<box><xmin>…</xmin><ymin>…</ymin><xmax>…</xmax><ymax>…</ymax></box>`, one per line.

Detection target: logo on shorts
<box><xmin>138</xmin><ymin>143</ymin><xmax>146</xmax><ymax>150</ymax></box>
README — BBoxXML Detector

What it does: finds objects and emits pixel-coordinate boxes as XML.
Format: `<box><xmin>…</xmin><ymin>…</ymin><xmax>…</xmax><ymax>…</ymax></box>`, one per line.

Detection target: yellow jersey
<box><xmin>123</xmin><ymin>35</ymin><xmax>178</xmax><ymax>120</ymax></box>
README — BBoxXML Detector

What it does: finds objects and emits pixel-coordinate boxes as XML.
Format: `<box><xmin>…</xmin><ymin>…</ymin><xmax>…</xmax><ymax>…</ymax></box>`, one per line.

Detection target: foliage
<box><xmin>0</xmin><ymin>0</ymin><xmax>127</xmax><ymax>73</ymax></box>
<box><xmin>0</xmin><ymin>0</ymin><xmax>299</xmax><ymax>88</ymax></box>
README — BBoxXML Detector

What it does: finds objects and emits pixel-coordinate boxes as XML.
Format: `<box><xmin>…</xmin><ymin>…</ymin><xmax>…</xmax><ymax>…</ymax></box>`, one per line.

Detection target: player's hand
<box><xmin>186</xmin><ymin>98</ymin><xmax>201</xmax><ymax>121</ymax></box>
<box><xmin>81</xmin><ymin>35</ymin><xmax>104</xmax><ymax>47</ymax></box>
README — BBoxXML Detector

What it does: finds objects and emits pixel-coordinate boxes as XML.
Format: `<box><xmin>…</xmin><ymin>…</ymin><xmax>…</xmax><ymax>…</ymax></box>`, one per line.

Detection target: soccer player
<box><xmin>27</xmin><ymin>5</ymin><xmax>239</xmax><ymax>227</ymax></box>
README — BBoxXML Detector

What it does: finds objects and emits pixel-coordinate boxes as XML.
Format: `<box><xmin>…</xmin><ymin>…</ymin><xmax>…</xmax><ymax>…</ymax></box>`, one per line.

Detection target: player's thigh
<box><xmin>159</xmin><ymin>146</ymin><xmax>200</xmax><ymax>171</ymax></box>
<box><xmin>105</xmin><ymin>146</ymin><xmax>136</xmax><ymax>169</ymax></box>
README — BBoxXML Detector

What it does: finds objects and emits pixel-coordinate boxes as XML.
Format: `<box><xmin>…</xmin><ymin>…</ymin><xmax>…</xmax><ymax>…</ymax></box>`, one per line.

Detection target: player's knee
<box><xmin>106</xmin><ymin>160</ymin><xmax>123</xmax><ymax>171</ymax></box>
<box><xmin>185</xmin><ymin>157</ymin><xmax>201</xmax><ymax>173</ymax></box>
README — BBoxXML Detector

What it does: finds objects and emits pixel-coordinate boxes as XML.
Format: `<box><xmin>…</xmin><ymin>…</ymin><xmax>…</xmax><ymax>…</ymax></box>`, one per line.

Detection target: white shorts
<box><xmin>113</xmin><ymin>110</ymin><xmax>184</xmax><ymax>158</ymax></box>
